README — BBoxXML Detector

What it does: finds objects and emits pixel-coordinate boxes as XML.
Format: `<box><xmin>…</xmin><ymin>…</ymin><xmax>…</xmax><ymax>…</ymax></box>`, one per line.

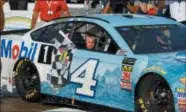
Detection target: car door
<box><xmin>53</xmin><ymin>22</ymin><xmax>134</xmax><ymax>110</ymax></box>
<box><xmin>29</xmin><ymin>21</ymin><xmax>78</xmax><ymax>89</ymax></box>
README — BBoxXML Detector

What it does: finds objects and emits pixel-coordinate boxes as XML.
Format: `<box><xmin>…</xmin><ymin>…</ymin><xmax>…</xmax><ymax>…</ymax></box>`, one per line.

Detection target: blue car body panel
<box><xmin>39</xmin><ymin>15</ymin><xmax>185</xmax><ymax>111</ymax></box>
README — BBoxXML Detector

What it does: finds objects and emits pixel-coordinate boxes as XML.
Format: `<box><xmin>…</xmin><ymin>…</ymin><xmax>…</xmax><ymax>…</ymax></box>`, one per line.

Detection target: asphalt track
<box><xmin>0</xmin><ymin>97</ymin><xmax>126</xmax><ymax>112</ymax></box>
<box><xmin>1</xmin><ymin>98</ymin><xmax>61</xmax><ymax>112</ymax></box>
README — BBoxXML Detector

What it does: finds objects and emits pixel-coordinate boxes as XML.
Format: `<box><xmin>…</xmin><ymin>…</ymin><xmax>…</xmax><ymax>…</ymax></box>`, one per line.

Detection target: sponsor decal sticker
<box><xmin>176</xmin><ymin>88</ymin><xmax>186</xmax><ymax>93</ymax></box>
<box><xmin>1</xmin><ymin>39</ymin><xmax>37</xmax><ymax>61</ymax></box>
<box><xmin>122</xmin><ymin>57</ymin><xmax>136</xmax><ymax>65</ymax></box>
<box><xmin>120</xmin><ymin>71</ymin><xmax>131</xmax><ymax>91</ymax></box>
<box><xmin>143</xmin><ymin>66</ymin><xmax>166</xmax><ymax>75</ymax></box>
<box><xmin>178</xmin><ymin>98</ymin><xmax>186</xmax><ymax>112</ymax></box>
<box><xmin>121</xmin><ymin>57</ymin><xmax>135</xmax><ymax>91</ymax></box>
<box><xmin>180</xmin><ymin>77</ymin><xmax>186</xmax><ymax>85</ymax></box>
<box><xmin>38</xmin><ymin>45</ymin><xmax>54</xmax><ymax>64</ymax></box>
<box><xmin>175</xmin><ymin>88</ymin><xmax>186</xmax><ymax>112</ymax></box>
<box><xmin>122</xmin><ymin>65</ymin><xmax>133</xmax><ymax>72</ymax></box>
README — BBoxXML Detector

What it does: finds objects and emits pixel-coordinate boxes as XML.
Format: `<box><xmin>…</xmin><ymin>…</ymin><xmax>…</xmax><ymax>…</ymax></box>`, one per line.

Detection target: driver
<box><xmin>85</xmin><ymin>33</ymin><xmax>96</xmax><ymax>50</ymax></box>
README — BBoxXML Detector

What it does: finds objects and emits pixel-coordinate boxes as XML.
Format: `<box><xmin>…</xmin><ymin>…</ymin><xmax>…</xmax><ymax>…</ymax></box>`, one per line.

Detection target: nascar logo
<box><xmin>1</xmin><ymin>39</ymin><xmax>38</xmax><ymax>61</ymax></box>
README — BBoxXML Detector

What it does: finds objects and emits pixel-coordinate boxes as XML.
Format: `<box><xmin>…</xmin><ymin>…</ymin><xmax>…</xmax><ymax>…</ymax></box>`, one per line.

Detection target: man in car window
<box><xmin>85</xmin><ymin>33</ymin><xmax>96</xmax><ymax>50</ymax></box>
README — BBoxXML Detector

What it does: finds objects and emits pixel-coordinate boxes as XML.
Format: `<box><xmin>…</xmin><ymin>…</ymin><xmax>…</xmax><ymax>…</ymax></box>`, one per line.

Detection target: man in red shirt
<box><xmin>31</xmin><ymin>0</ymin><xmax>70</xmax><ymax>29</ymax></box>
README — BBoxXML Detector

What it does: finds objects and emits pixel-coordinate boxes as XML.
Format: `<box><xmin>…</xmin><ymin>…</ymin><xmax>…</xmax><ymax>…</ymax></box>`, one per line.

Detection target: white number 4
<box><xmin>71</xmin><ymin>59</ymin><xmax>99</xmax><ymax>97</ymax></box>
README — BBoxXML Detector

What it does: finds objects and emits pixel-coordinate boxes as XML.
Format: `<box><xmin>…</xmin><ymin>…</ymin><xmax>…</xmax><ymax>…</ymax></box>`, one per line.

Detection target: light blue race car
<box><xmin>1</xmin><ymin>14</ymin><xmax>186</xmax><ymax>112</ymax></box>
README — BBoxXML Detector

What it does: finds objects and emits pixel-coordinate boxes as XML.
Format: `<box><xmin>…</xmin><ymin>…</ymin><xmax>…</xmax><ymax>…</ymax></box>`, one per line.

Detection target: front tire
<box><xmin>15</xmin><ymin>59</ymin><xmax>40</xmax><ymax>102</ymax></box>
<box><xmin>135</xmin><ymin>75</ymin><xmax>175</xmax><ymax>112</ymax></box>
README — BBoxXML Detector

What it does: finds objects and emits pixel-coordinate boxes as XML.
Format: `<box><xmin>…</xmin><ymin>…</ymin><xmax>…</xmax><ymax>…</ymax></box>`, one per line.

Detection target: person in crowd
<box><xmin>101</xmin><ymin>0</ymin><xmax>126</xmax><ymax>14</ymax></box>
<box><xmin>127</xmin><ymin>0</ymin><xmax>165</xmax><ymax>16</ymax></box>
<box><xmin>85</xmin><ymin>33</ymin><xmax>96</xmax><ymax>50</ymax></box>
<box><xmin>9</xmin><ymin>0</ymin><xmax>28</xmax><ymax>10</ymax></box>
<box><xmin>126</xmin><ymin>0</ymin><xmax>146</xmax><ymax>14</ymax></box>
<box><xmin>147</xmin><ymin>0</ymin><xmax>165</xmax><ymax>16</ymax></box>
<box><xmin>167</xmin><ymin>0</ymin><xmax>186</xmax><ymax>23</ymax></box>
<box><xmin>0</xmin><ymin>0</ymin><xmax>5</xmax><ymax>31</ymax></box>
<box><xmin>101</xmin><ymin>0</ymin><xmax>112</xmax><ymax>13</ymax></box>
<box><xmin>31</xmin><ymin>0</ymin><xmax>70</xmax><ymax>29</ymax></box>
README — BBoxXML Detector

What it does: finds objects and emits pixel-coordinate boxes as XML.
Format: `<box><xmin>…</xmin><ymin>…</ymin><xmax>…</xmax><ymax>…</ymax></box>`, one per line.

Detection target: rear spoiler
<box><xmin>1</xmin><ymin>29</ymin><xmax>31</xmax><ymax>35</ymax></box>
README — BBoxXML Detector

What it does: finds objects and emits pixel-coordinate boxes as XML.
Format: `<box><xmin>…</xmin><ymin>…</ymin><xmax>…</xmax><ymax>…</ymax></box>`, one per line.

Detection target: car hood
<box><xmin>141</xmin><ymin>51</ymin><xmax>186</xmax><ymax>85</ymax></box>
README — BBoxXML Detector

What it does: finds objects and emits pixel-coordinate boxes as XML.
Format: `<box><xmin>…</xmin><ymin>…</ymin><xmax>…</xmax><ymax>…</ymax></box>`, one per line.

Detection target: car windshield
<box><xmin>116</xmin><ymin>24</ymin><xmax>186</xmax><ymax>54</ymax></box>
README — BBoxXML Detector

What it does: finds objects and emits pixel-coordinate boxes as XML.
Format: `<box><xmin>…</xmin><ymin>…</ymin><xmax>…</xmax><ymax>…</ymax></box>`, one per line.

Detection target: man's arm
<box><xmin>31</xmin><ymin>1</ymin><xmax>40</xmax><ymax>29</ymax></box>
<box><xmin>61</xmin><ymin>1</ymin><xmax>70</xmax><ymax>17</ymax></box>
<box><xmin>101</xmin><ymin>0</ymin><xmax>111</xmax><ymax>14</ymax></box>
<box><xmin>0</xmin><ymin>0</ymin><xmax>5</xmax><ymax>31</ymax></box>
<box><xmin>154</xmin><ymin>0</ymin><xmax>165</xmax><ymax>15</ymax></box>
<box><xmin>63</xmin><ymin>11</ymin><xmax>70</xmax><ymax>17</ymax></box>
<box><xmin>126</xmin><ymin>3</ymin><xmax>140</xmax><ymax>14</ymax></box>
<box><xmin>31</xmin><ymin>11</ymin><xmax>39</xmax><ymax>29</ymax></box>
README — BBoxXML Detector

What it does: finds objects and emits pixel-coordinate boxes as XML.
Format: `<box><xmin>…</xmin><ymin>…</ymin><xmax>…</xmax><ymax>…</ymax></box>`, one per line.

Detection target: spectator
<box><xmin>127</xmin><ymin>0</ymin><xmax>165</xmax><ymax>16</ymax></box>
<box><xmin>145</xmin><ymin>0</ymin><xmax>165</xmax><ymax>16</ymax></box>
<box><xmin>126</xmin><ymin>0</ymin><xmax>146</xmax><ymax>14</ymax></box>
<box><xmin>9</xmin><ymin>0</ymin><xmax>28</xmax><ymax>10</ymax></box>
<box><xmin>31</xmin><ymin>0</ymin><xmax>70</xmax><ymax>29</ymax></box>
<box><xmin>168</xmin><ymin>0</ymin><xmax>186</xmax><ymax>22</ymax></box>
<box><xmin>101</xmin><ymin>0</ymin><xmax>126</xmax><ymax>14</ymax></box>
<box><xmin>0</xmin><ymin>0</ymin><xmax>5</xmax><ymax>31</ymax></box>
<box><xmin>85</xmin><ymin>33</ymin><xmax>96</xmax><ymax>50</ymax></box>
<box><xmin>101</xmin><ymin>0</ymin><xmax>111</xmax><ymax>13</ymax></box>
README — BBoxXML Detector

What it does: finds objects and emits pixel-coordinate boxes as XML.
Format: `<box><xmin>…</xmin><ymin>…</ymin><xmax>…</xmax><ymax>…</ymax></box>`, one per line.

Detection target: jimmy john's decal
<box><xmin>121</xmin><ymin>57</ymin><xmax>136</xmax><ymax>91</ymax></box>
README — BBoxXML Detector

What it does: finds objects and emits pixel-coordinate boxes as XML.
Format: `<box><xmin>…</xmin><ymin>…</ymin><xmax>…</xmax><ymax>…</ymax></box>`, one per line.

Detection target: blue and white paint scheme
<box><xmin>1</xmin><ymin>14</ymin><xmax>186</xmax><ymax>112</ymax></box>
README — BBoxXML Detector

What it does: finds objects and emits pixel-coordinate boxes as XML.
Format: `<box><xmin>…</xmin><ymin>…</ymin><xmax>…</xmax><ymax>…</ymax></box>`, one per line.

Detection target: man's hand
<box><xmin>148</xmin><ymin>8</ymin><xmax>158</xmax><ymax>15</ymax></box>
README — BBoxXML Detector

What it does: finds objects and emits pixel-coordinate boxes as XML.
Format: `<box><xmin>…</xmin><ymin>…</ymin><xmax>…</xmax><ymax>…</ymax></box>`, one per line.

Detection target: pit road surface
<box><xmin>1</xmin><ymin>98</ymin><xmax>59</xmax><ymax>112</ymax></box>
<box><xmin>0</xmin><ymin>98</ymin><xmax>124</xmax><ymax>112</ymax></box>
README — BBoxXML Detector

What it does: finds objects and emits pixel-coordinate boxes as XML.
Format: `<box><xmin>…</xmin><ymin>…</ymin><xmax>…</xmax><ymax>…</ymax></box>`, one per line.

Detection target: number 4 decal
<box><xmin>71</xmin><ymin>59</ymin><xmax>99</xmax><ymax>97</ymax></box>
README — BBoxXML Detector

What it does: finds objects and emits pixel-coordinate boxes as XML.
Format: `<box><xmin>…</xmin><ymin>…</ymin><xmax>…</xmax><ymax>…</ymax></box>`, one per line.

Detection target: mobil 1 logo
<box><xmin>38</xmin><ymin>45</ymin><xmax>54</xmax><ymax>64</ymax></box>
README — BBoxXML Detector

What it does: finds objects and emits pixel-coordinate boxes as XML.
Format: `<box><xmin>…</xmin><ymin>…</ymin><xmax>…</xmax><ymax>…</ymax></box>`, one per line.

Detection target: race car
<box><xmin>1</xmin><ymin>14</ymin><xmax>186</xmax><ymax>112</ymax></box>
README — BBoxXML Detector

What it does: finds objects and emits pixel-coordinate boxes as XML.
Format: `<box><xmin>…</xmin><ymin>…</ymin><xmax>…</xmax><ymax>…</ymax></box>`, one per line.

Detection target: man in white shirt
<box><xmin>167</xmin><ymin>0</ymin><xmax>186</xmax><ymax>22</ymax></box>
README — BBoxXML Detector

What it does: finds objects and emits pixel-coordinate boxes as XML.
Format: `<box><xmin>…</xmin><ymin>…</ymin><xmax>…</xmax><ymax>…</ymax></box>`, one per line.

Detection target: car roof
<box><xmin>55</xmin><ymin>14</ymin><xmax>177</xmax><ymax>27</ymax></box>
<box><xmin>88</xmin><ymin>14</ymin><xmax>177</xmax><ymax>27</ymax></box>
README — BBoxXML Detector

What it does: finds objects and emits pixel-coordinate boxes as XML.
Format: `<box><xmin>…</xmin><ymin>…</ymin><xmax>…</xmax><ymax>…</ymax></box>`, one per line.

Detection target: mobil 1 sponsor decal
<box><xmin>1</xmin><ymin>39</ymin><xmax>37</xmax><ymax>61</ymax></box>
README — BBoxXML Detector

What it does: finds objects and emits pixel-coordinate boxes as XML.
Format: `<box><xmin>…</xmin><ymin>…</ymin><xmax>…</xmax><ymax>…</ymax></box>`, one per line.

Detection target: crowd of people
<box><xmin>100</xmin><ymin>0</ymin><xmax>185</xmax><ymax>23</ymax></box>
<box><xmin>0</xmin><ymin>0</ymin><xmax>186</xmax><ymax>31</ymax></box>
